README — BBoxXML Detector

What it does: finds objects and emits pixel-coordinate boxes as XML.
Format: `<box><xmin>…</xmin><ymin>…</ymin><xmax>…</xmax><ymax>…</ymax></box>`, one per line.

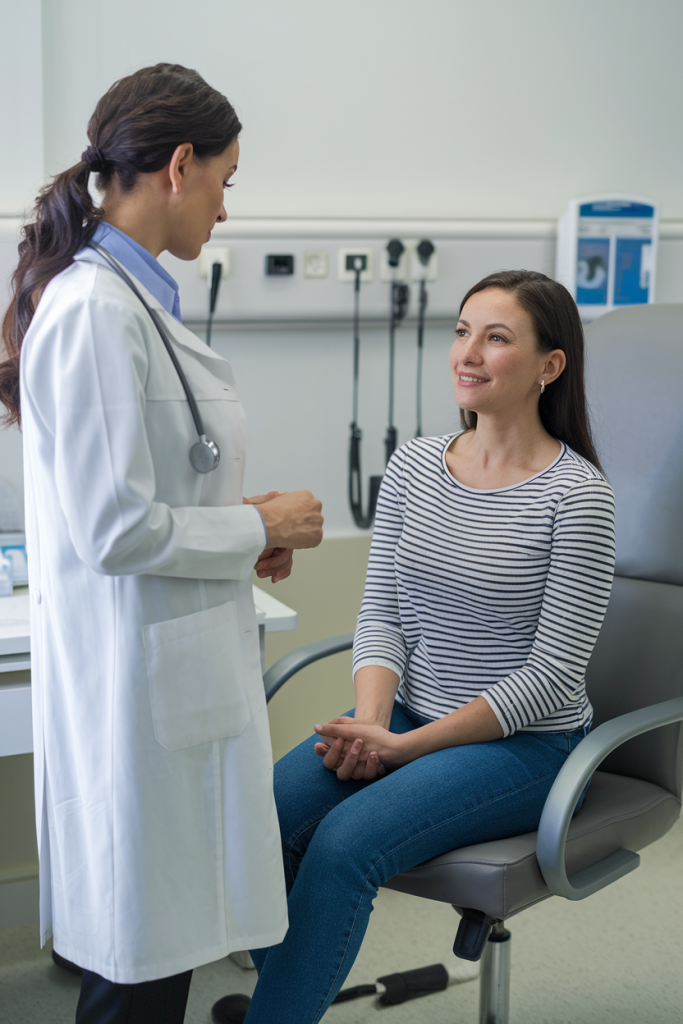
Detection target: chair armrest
<box><xmin>536</xmin><ymin>695</ymin><xmax>683</xmax><ymax>901</ymax></box>
<box><xmin>263</xmin><ymin>634</ymin><xmax>354</xmax><ymax>703</ymax></box>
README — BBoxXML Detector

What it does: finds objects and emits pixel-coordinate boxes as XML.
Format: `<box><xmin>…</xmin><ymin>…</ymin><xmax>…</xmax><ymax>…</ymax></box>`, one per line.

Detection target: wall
<box><xmin>2</xmin><ymin>0</ymin><xmax>683</xmax><ymax>520</ymax></box>
<box><xmin>3</xmin><ymin>0</ymin><xmax>683</xmax><ymax>521</ymax></box>
<box><xmin>37</xmin><ymin>0</ymin><xmax>683</xmax><ymax>220</ymax></box>
<box><xmin>258</xmin><ymin>536</ymin><xmax>372</xmax><ymax>762</ymax></box>
<box><xmin>3</xmin><ymin>219</ymin><xmax>683</xmax><ymax>531</ymax></box>
<box><xmin>0</xmin><ymin>2</ymin><xmax>43</xmax><ymax>217</ymax></box>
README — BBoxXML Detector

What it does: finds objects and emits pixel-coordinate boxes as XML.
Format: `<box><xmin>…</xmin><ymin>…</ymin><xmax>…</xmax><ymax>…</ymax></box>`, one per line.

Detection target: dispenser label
<box><xmin>614</xmin><ymin>239</ymin><xmax>651</xmax><ymax>305</ymax></box>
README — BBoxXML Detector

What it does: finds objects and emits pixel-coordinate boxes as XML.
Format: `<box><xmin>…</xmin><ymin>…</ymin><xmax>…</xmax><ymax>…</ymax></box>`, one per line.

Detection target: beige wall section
<box><xmin>261</xmin><ymin>535</ymin><xmax>372</xmax><ymax>763</ymax></box>
<box><xmin>0</xmin><ymin>752</ymin><xmax>38</xmax><ymax>884</ymax></box>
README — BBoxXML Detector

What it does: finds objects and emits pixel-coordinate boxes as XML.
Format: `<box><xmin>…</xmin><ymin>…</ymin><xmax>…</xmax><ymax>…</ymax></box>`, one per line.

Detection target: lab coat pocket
<box><xmin>144</xmin><ymin>601</ymin><xmax>250</xmax><ymax>751</ymax></box>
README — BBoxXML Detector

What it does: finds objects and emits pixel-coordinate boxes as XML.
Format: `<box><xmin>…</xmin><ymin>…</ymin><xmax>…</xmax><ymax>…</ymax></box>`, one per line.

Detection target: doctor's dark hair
<box><xmin>457</xmin><ymin>270</ymin><xmax>603</xmax><ymax>473</ymax></box>
<box><xmin>0</xmin><ymin>63</ymin><xmax>241</xmax><ymax>426</ymax></box>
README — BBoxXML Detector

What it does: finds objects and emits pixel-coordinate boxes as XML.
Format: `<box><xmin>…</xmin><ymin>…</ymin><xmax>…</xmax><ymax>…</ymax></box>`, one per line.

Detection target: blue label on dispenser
<box><xmin>576</xmin><ymin>239</ymin><xmax>610</xmax><ymax>306</ymax></box>
<box><xmin>579</xmin><ymin>201</ymin><xmax>655</xmax><ymax>219</ymax></box>
<box><xmin>614</xmin><ymin>238</ymin><xmax>651</xmax><ymax>305</ymax></box>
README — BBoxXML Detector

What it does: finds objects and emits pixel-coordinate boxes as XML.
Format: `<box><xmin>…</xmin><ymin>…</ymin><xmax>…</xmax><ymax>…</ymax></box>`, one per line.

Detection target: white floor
<box><xmin>1</xmin><ymin>817</ymin><xmax>681</xmax><ymax>1023</ymax></box>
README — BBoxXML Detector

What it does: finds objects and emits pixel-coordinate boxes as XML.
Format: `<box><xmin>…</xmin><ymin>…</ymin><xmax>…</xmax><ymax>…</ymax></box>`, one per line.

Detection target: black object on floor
<box><xmin>333</xmin><ymin>982</ymin><xmax>379</xmax><ymax>1003</ymax></box>
<box><xmin>333</xmin><ymin>963</ymin><xmax>450</xmax><ymax>1006</ymax></box>
<box><xmin>52</xmin><ymin>948</ymin><xmax>84</xmax><ymax>975</ymax></box>
<box><xmin>378</xmin><ymin>963</ymin><xmax>449</xmax><ymax>1005</ymax></box>
<box><xmin>211</xmin><ymin>993</ymin><xmax>252</xmax><ymax>1024</ymax></box>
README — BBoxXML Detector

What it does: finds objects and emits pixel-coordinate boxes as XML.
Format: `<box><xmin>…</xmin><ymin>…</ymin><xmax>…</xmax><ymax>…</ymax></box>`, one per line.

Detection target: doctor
<box><xmin>0</xmin><ymin>63</ymin><xmax>323</xmax><ymax>1023</ymax></box>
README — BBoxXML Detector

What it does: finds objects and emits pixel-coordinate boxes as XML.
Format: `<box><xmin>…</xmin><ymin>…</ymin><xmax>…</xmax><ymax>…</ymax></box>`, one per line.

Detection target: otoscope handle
<box><xmin>384</xmin><ymin>426</ymin><xmax>398</xmax><ymax>465</ymax></box>
<box><xmin>349</xmin><ymin>423</ymin><xmax>382</xmax><ymax>529</ymax></box>
<box><xmin>209</xmin><ymin>262</ymin><xmax>223</xmax><ymax>314</ymax></box>
<box><xmin>350</xmin><ymin>423</ymin><xmax>362</xmax><ymax>470</ymax></box>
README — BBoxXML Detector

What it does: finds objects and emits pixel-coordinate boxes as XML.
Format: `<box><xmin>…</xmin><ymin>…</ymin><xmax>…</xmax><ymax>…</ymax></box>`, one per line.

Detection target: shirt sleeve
<box><xmin>352</xmin><ymin>449</ymin><xmax>409</xmax><ymax>680</ymax></box>
<box><xmin>26</xmin><ymin>275</ymin><xmax>265</xmax><ymax>581</ymax></box>
<box><xmin>253</xmin><ymin>507</ymin><xmax>268</xmax><ymax>545</ymax></box>
<box><xmin>481</xmin><ymin>478</ymin><xmax>616</xmax><ymax>736</ymax></box>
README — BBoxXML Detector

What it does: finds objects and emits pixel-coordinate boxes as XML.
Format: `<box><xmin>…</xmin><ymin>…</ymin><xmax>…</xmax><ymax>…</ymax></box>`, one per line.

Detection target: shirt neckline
<box><xmin>91</xmin><ymin>222</ymin><xmax>182</xmax><ymax>322</ymax></box>
<box><xmin>441</xmin><ymin>431</ymin><xmax>567</xmax><ymax>494</ymax></box>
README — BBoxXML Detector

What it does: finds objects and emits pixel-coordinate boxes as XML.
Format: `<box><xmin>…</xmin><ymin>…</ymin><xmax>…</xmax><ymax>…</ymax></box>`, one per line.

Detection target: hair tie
<box><xmin>81</xmin><ymin>145</ymin><xmax>110</xmax><ymax>173</ymax></box>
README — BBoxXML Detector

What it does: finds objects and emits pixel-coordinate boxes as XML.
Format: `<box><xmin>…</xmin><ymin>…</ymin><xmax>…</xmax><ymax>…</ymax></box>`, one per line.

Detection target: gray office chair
<box><xmin>263</xmin><ymin>304</ymin><xmax>683</xmax><ymax>1024</ymax></box>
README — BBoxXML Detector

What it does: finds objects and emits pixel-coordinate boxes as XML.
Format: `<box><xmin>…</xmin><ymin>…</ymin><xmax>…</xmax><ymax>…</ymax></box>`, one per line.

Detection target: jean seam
<box><xmin>285</xmin><ymin>809</ymin><xmax>341</xmax><ymax>883</ymax></box>
<box><xmin>313</xmin><ymin>767</ymin><xmax>563</xmax><ymax>1022</ymax></box>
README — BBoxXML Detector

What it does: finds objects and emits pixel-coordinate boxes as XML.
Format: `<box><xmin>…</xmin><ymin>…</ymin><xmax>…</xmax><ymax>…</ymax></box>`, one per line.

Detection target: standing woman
<box><xmin>0</xmin><ymin>64</ymin><xmax>322</xmax><ymax>1023</ymax></box>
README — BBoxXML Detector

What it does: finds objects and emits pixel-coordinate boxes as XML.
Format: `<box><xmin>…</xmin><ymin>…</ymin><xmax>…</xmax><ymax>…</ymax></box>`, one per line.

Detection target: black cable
<box><xmin>349</xmin><ymin>258</ymin><xmax>382</xmax><ymax>529</ymax></box>
<box><xmin>414</xmin><ymin>240</ymin><xmax>434</xmax><ymax>438</ymax></box>
<box><xmin>384</xmin><ymin>240</ymin><xmax>409</xmax><ymax>465</ymax></box>
<box><xmin>333</xmin><ymin>964</ymin><xmax>450</xmax><ymax>1005</ymax></box>
<box><xmin>416</xmin><ymin>278</ymin><xmax>427</xmax><ymax>437</ymax></box>
<box><xmin>206</xmin><ymin>261</ymin><xmax>223</xmax><ymax>348</ymax></box>
<box><xmin>385</xmin><ymin>280</ymin><xmax>409</xmax><ymax>463</ymax></box>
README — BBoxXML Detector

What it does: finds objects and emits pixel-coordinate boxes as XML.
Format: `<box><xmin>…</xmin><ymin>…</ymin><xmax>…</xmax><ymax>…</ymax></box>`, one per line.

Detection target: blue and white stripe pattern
<box><xmin>353</xmin><ymin>433</ymin><xmax>616</xmax><ymax>736</ymax></box>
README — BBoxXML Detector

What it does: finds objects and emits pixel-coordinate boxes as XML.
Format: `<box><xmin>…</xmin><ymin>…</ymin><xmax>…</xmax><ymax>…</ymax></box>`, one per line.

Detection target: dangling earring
<box><xmin>540</xmin><ymin>380</ymin><xmax>545</xmax><ymax>394</ymax></box>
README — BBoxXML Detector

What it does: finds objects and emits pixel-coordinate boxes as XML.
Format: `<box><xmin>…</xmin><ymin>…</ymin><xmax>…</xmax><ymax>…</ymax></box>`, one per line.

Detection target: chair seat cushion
<box><xmin>383</xmin><ymin>771</ymin><xmax>681</xmax><ymax>919</ymax></box>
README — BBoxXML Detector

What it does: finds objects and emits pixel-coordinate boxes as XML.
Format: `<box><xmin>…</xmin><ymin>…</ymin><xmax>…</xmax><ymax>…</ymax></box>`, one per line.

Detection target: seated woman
<box><xmin>238</xmin><ymin>270</ymin><xmax>615</xmax><ymax>1024</ymax></box>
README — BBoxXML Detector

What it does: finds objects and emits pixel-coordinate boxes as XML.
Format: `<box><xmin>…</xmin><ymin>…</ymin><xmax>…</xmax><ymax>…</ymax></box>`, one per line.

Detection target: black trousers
<box><xmin>76</xmin><ymin>967</ymin><xmax>193</xmax><ymax>1023</ymax></box>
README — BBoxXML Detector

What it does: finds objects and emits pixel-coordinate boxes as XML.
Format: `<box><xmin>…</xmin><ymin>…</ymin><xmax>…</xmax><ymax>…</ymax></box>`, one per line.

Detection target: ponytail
<box><xmin>0</xmin><ymin>63</ymin><xmax>241</xmax><ymax>427</ymax></box>
<box><xmin>0</xmin><ymin>163</ymin><xmax>101</xmax><ymax>426</ymax></box>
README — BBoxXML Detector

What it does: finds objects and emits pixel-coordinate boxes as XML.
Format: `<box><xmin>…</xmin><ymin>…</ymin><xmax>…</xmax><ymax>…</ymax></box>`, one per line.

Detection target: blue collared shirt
<box><xmin>92</xmin><ymin>222</ymin><xmax>182</xmax><ymax>322</ymax></box>
<box><xmin>89</xmin><ymin>223</ymin><xmax>268</xmax><ymax>545</ymax></box>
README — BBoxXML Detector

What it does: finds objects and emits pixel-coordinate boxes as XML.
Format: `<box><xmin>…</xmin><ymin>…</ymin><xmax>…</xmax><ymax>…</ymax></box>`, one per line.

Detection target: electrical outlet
<box><xmin>407</xmin><ymin>240</ymin><xmax>439</xmax><ymax>281</ymax></box>
<box><xmin>380</xmin><ymin>240</ymin><xmax>410</xmax><ymax>282</ymax></box>
<box><xmin>338</xmin><ymin>248</ymin><xmax>373</xmax><ymax>282</ymax></box>
<box><xmin>265</xmin><ymin>254</ymin><xmax>295</xmax><ymax>275</ymax></box>
<box><xmin>198</xmin><ymin>246</ymin><xmax>230</xmax><ymax>278</ymax></box>
<box><xmin>303</xmin><ymin>251</ymin><xmax>329</xmax><ymax>278</ymax></box>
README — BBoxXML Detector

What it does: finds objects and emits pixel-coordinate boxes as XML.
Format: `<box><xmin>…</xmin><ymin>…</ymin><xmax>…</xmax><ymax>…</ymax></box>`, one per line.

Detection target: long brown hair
<box><xmin>0</xmin><ymin>63</ymin><xmax>241</xmax><ymax>427</ymax></box>
<box><xmin>458</xmin><ymin>270</ymin><xmax>603</xmax><ymax>472</ymax></box>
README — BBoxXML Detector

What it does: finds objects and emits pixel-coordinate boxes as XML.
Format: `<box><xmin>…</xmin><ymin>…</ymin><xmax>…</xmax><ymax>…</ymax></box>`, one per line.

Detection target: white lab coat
<box><xmin>20</xmin><ymin>249</ymin><xmax>288</xmax><ymax>984</ymax></box>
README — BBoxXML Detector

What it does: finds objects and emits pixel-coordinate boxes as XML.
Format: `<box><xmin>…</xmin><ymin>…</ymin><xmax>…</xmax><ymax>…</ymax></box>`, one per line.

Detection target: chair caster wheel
<box><xmin>211</xmin><ymin>993</ymin><xmax>252</xmax><ymax>1023</ymax></box>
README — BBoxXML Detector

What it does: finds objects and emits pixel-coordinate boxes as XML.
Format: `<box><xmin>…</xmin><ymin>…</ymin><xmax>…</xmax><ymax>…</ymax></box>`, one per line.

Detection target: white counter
<box><xmin>0</xmin><ymin>586</ymin><xmax>297</xmax><ymax>758</ymax></box>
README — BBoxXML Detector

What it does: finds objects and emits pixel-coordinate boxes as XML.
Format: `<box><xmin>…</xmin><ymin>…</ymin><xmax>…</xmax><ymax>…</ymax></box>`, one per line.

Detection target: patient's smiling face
<box><xmin>450</xmin><ymin>287</ymin><xmax>564</xmax><ymax>419</ymax></box>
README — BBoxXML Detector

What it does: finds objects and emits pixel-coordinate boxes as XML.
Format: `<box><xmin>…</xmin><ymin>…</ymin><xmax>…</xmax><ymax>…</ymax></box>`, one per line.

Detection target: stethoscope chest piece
<box><xmin>190</xmin><ymin>435</ymin><xmax>220</xmax><ymax>474</ymax></box>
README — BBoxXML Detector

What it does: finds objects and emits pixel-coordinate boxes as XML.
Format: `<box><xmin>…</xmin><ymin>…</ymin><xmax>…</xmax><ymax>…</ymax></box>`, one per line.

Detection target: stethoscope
<box><xmin>90</xmin><ymin>242</ymin><xmax>220</xmax><ymax>473</ymax></box>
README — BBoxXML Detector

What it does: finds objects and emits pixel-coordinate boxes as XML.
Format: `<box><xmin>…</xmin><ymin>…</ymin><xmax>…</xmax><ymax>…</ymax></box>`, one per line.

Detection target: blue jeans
<box><xmin>246</xmin><ymin>702</ymin><xmax>588</xmax><ymax>1024</ymax></box>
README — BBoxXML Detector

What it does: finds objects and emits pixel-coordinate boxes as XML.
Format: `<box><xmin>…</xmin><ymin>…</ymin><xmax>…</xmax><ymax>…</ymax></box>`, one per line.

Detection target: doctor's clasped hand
<box><xmin>245</xmin><ymin>489</ymin><xmax>323</xmax><ymax>583</ymax></box>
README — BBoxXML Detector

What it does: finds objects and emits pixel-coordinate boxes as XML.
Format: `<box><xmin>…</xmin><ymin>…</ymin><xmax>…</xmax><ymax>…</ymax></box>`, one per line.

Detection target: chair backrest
<box><xmin>584</xmin><ymin>305</ymin><xmax>683</xmax><ymax>797</ymax></box>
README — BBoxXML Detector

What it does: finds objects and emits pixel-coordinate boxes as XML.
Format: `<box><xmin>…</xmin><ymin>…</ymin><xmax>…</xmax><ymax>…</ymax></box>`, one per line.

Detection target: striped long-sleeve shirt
<box><xmin>352</xmin><ymin>433</ymin><xmax>616</xmax><ymax>736</ymax></box>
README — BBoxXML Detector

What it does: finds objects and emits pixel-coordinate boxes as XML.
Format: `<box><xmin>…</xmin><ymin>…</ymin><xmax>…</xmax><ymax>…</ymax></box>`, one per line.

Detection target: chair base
<box><xmin>479</xmin><ymin>923</ymin><xmax>511</xmax><ymax>1024</ymax></box>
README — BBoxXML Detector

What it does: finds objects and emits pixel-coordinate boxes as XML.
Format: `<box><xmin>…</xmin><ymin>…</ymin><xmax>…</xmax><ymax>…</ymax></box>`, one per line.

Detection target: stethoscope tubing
<box><xmin>89</xmin><ymin>243</ymin><xmax>219</xmax><ymax>473</ymax></box>
<box><xmin>90</xmin><ymin>243</ymin><xmax>206</xmax><ymax>439</ymax></box>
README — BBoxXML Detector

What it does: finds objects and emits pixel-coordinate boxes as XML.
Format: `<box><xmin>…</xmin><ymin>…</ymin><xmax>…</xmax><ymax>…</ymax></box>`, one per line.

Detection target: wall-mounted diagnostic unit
<box><xmin>556</xmin><ymin>196</ymin><xmax>658</xmax><ymax>321</ymax></box>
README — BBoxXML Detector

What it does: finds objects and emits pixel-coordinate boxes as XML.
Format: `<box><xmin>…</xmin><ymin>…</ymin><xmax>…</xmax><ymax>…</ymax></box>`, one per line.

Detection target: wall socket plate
<box><xmin>338</xmin><ymin>248</ymin><xmax>373</xmax><ymax>282</ymax></box>
<box><xmin>198</xmin><ymin>246</ymin><xmax>230</xmax><ymax>278</ymax></box>
<box><xmin>406</xmin><ymin>239</ymin><xmax>439</xmax><ymax>281</ymax></box>
<box><xmin>303</xmin><ymin>251</ymin><xmax>329</xmax><ymax>278</ymax></box>
<box><xmin>379</xmin><ymin>242</ymin><xmax>411</xmax><ymax>282</ymax></box>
